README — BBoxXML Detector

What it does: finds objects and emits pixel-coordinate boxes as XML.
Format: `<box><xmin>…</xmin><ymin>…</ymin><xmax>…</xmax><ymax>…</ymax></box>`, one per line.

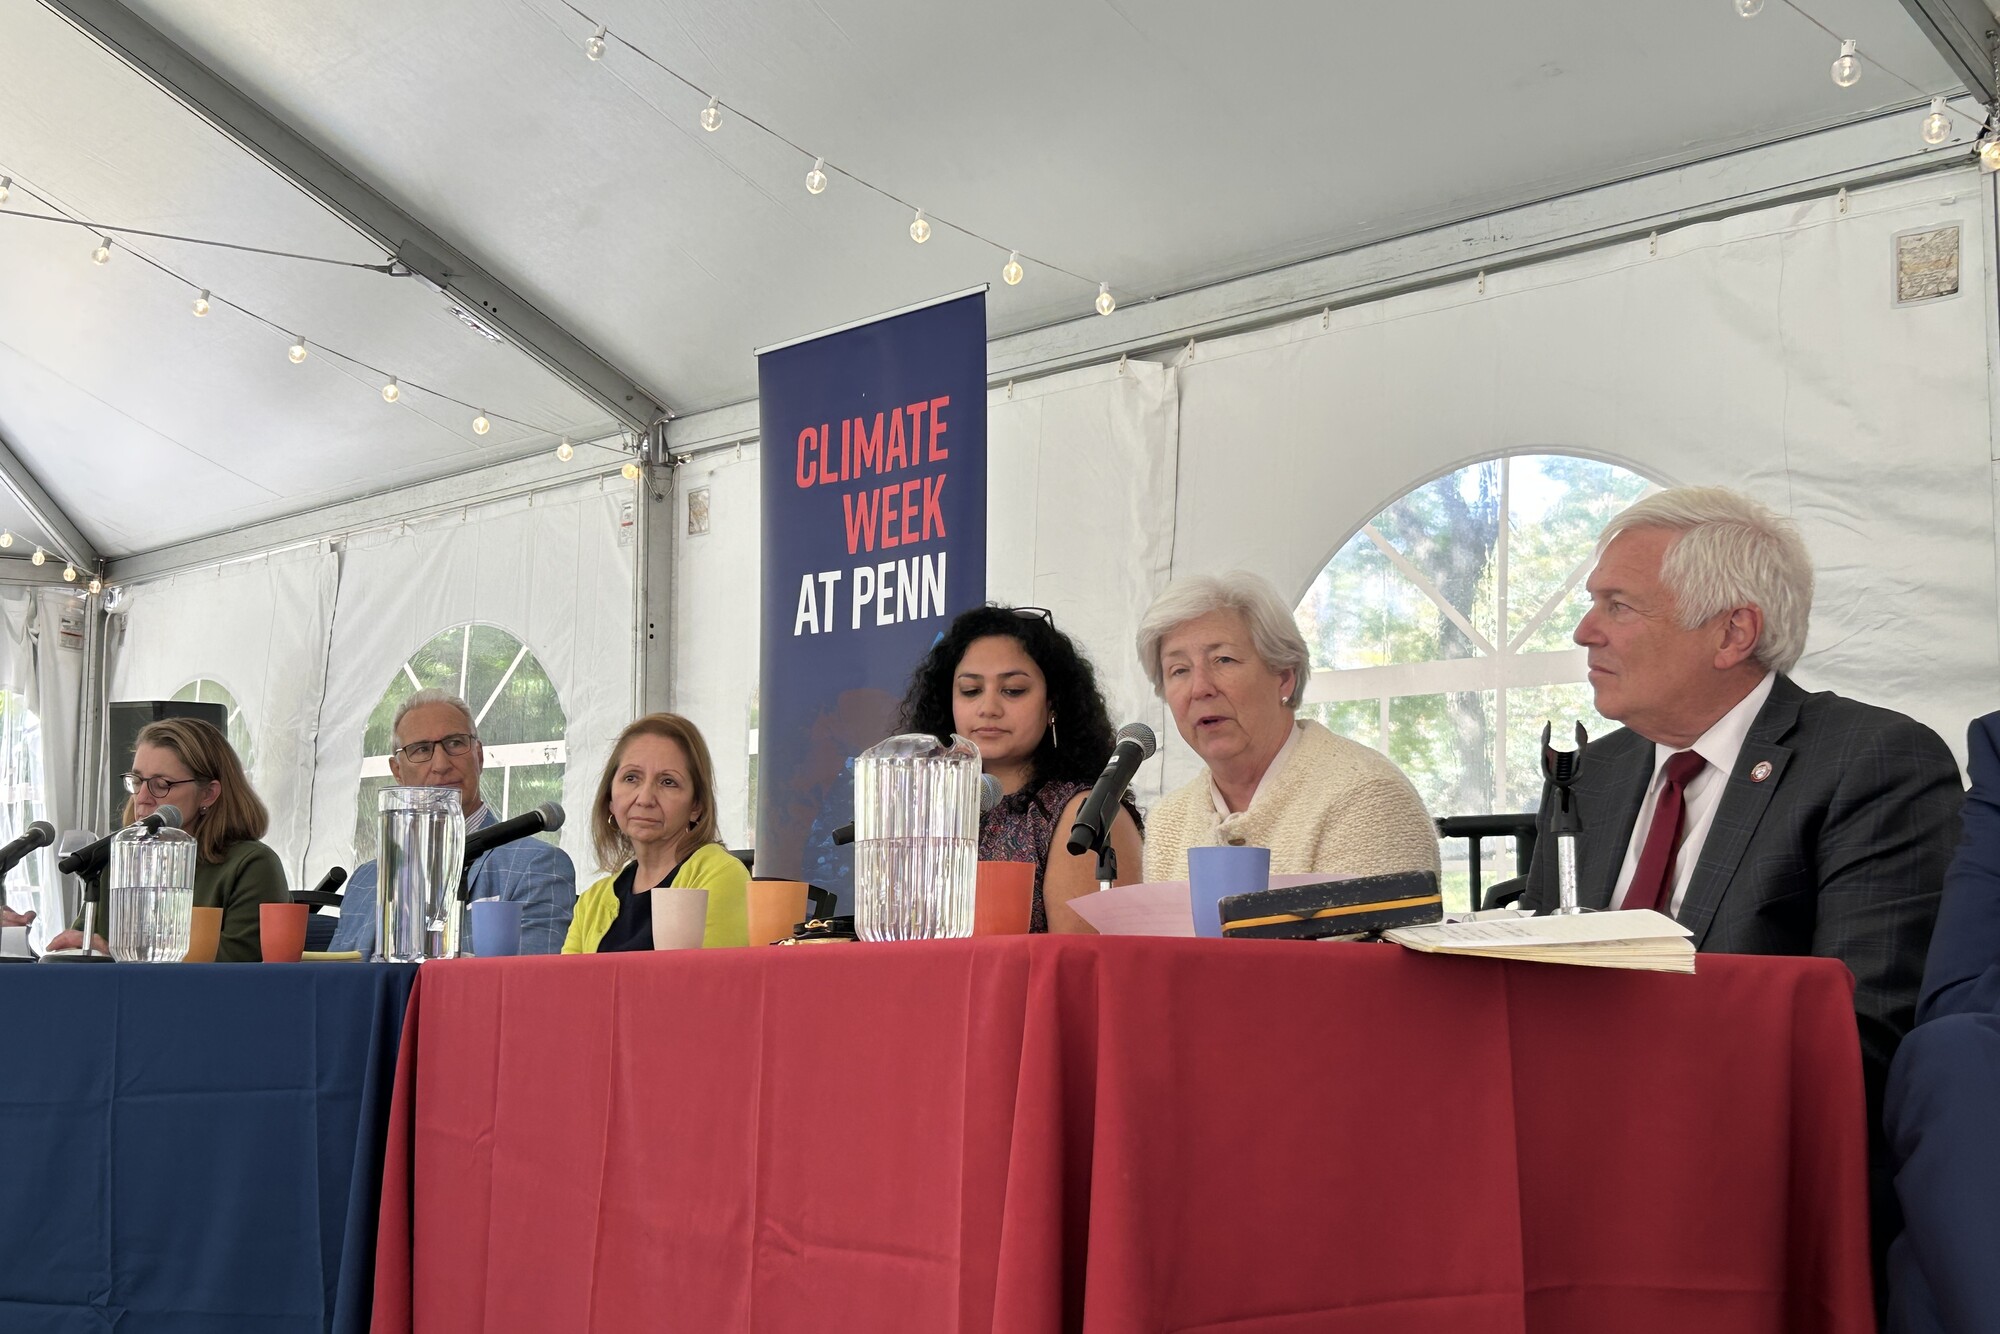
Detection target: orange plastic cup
<box><xmin>260</xmin><ymin>902</ymin><xmax>308</xmax><ymax>962</ymax></box>
<box><xmin>974</xmin><ymin>861</ymin><xmax>1035</xmax><ymax>936</ymax></box>
<box><xmin>185</xmin><ymin>906</ymin><xmax>222</xmax><ymax>963</ymax></box>
<box><xmin>747</xmin><ymin>879</ymin><xmax>810</xmax><ymax>946</ymax></box>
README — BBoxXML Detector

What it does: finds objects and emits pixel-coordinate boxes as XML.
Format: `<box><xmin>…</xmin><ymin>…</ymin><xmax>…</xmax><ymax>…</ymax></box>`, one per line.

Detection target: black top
<box><xmin>594</xmin><ymin>857</ymin><xmax>687</xmax><ymax>954</ymax></box>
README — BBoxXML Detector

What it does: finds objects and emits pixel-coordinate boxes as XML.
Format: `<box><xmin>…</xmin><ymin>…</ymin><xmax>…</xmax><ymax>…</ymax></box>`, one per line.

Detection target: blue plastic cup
<box><xmin>1187</xmin><ymin>845</ymin><xmax>1271</xmax><ymax>938</ymax></box>
<box><xmin>469</xmin><ymin>898</ymin><xmax>523</xmax><ymax>958</ymax></box>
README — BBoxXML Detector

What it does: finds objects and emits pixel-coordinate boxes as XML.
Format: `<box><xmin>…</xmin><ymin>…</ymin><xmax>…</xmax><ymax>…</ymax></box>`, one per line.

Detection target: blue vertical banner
<box><xmin>755</xmin><ymin>289</ymin><xmax>987</xmax><ymax>904</ymax></box>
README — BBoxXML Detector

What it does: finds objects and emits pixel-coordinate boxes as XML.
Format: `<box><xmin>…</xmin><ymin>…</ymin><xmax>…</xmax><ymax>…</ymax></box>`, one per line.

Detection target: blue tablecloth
<box><xmin>0</xmin><ymin>961</ymin><xmax>416</xmax><ymax>1334</ymax></box>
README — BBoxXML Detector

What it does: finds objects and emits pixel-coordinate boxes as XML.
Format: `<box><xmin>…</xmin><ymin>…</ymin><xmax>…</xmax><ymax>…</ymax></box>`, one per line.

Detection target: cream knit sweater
<box><xmin>1143</xmin><ymin>720</ymin><xmax>1441</xmax><ymax>882</ymax></box>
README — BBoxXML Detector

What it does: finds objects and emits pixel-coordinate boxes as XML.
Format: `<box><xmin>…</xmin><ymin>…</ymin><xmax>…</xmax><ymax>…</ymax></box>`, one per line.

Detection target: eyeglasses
<box><xmin>123</xmin><ymin>772</ymin><xmax>204</xmax><ymax>798</ymax></box>
<box><xmin>1013</xmin><ymin>606</ymin><xmax>1057</xmax><ymax>631</ymax></box>
<box><xmin>393</xmin><ymin>732</ymin><xmax>478</xmax><ymax>764</ymax></box>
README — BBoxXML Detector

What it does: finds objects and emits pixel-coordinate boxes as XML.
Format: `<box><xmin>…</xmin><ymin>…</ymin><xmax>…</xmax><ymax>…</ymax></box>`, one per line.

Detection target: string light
<box><xmin>1095</xmin><ymin>283</ymin><xmax>1116</xmax><ymax>317</ymax></box>
<box><xmin>806</xmin><ymin>158</ymin><xmax>827</xmax><ymax>195</ymax></box>
<box><xmin>62</xmin><ymin>564</ymin><xmax>75</xmax><ymax>582</ymax></box>
<box><xmin>1981</xmin><ymin>132</ymin><xmax>2000</xmax><ymax>171</ymax></box>
<box><xmin>382</xmin><ymin>377</ymin><xmax>400</xmax><ymax>403</ymax></box>
<box><xmin>91</xmin><ymin>236</ymin><xmax>111</xmax><ymax>265</ymax></box>
<box><xmin>472</xmin><ymin>412</ymin><xmax>491</xmax><ymax>435</ymax></box>
<box><xmin>0</xmin><ymin>177</ymin><xmax>10</xmax><ymax>205</ymax></box>
<box><xmin>87</xmin><ymin>577</ymin><xmax>102</xmax><ymax>595</ymax></box>
<box><xmin>910</xmin><ymin>209</ymin><xmax>930</xmax><ymax>244</ymax></box>
<box><xmin>30</xmin><ymin>548</ymin><xmax>45</xmax><ymax>567</ymax></box>
<box><xmin>1734</xmin><ymin>0</ymin><xmax>1763</xmax><ymax>15</ymax></box>
<box><xmin>701</xmin><ymin>97</ymin><xmax>722</xmax><ymax>132</ymax></box>
<box><xmin>0</xmin><ymin>532</ymin><xmax>13</xmax><ymax>548</ymax></box>
<box><xmin>1831</xmin><ymin>39</ymin><xmax>1860</xmax><ymax>88</ymax></box>
<box><xmin>585</xmin><ymin>24</ymin><xmax>606</xmax><ymax>59</ymax></box>
<box><xmin>1923</xmin><ymin>97</ymin><xmax>1951</xmax><ymax>145</ymax></box>
<box><xmin>556</xmin><ymin>438</ymin><xmax>574</xmax><ymax>461</ymax></box>
<box><xmin>192</xmin><ymin>289</ymin><xmax>210</xmax><ymax>316</ymax></box>
<box><xmin>1003</xmin><ymin>252</ymin><xmax>1024</xmax><ymax>285</ymax></box>
<box><xmin>621</xmin><ymin>461</ymin><xmax>642</xmax><ymax>481</ymax></box>
<box><xmin>287</xmin><ymin>336</ymin><xmax>308</xmax><ymax>363</ymax></box>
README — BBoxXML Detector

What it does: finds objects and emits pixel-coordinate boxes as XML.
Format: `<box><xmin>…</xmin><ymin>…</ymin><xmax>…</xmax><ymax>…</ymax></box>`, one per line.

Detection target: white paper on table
<box><xmin>0</xmin><ymin>926</ymin><xmax>31</xmax><ymax>958</ymax></box>
<box><xmin>1070</xmin><ymin>874</ymin><xmax>1340</xmax><ymax>937</ymax></box>
<box><xmin>1384</xmin><ymin>908</ymin><xmax>1691</xmax><ymax>949</ymax></box>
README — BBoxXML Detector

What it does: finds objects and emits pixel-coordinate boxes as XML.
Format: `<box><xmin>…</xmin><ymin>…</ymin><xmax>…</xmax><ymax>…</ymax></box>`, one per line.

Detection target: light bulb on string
<box><xmin>91</xmin><ymin>236</ymin><xmax>111</xmax><ymax>265</ymax></box>
<box><xmin>1003</xmin><ymin>252</ymin><xmax>1024</xmax><ymax>285</ymax></box>
<box><xmin>1095</xmin><ymin>283</ymin><xmax>1116</xmax><ymax>317</ymax></box>
<box><xmin>192</xmin><ymin>289</ymin><xmax>210</xmax><ymax>316</ymax></box>
<box><xmin>0</xmin><ymin>532</ymin><xmax>12</xmax><ymax>548</ymax></box>
<box><xmin>806</xmin><ymin>158</ymin><xmax>827</xmax><ymax>195</ymax></box>
<box><xmin>701</xmin><ymin>97</ymin><xmax>722</xmax><ymax>132</ymax></box>
<box><xmin>557</xmin><ymin>438</ymin><xmax>575</xmax><ymax>462</ymax></box>
<box><xmin>585</xmin><ymin>24</ymin><xmax>606</xmax><ymax>59</ymax></box>
<box><xmin>382</xmin><ymin>377</ymin><xmax>400</xmax><ymax>403</ymax></box>
<box><xmin>288</xmin><ymin>336</ymin><xmax>308</xmax><ymax>363</ymax></box>
<box><xmin>88</xmin><ymin>577</ymin><xmax>102</xmax><ymax>596</ymax></box>
<box><xmin>910</xmin><ymin>209</ymin><xmax>931</xmax><ymax>244</ymax></box>
<box><xmin>1734</xmin><ymin>0</ymin><xmax>1763</xmax><ymax>16</ymax></box>
<box><xmin>621</xmin><ymin>461</ymin><xmax>642</xmax><ymax>481</ymax></box>
<box><xmin>62</xmin><ymin>564</ymin><xmax>75</xmax><ymax>583</ymax></box>
<box><xmin>1923</xmin><ymin>97</ymin><xmax>1951</xmax><ymax>145</ymax></box>
<box><xmin>1831</xmin><ymin>39</ymin><xmax>1860</xmax><ymax>88</ymax></box>
<box><xmin>472</xmin><ymin>412</ymin><xmax>491</xmax><ymax>435</ymax></box>
<box><xmin>30</xmin><ymin>548</ymin><xmax>45</xmax><ymax>567</ymax></box>
<box><xmin>1980</xmin><ymin>134</ymin><xmax>2000</xmax><ymax>171</ymax></box>
<box><xmin>0</xmin><ymin>177</ymin><xmax>11</xmax><ymax>205</ymax></box>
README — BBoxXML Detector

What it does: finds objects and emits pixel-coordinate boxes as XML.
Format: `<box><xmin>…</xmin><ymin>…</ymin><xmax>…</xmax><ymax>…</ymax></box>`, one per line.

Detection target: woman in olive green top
<box><xmin>48</xmin><ymin>717</ymin><xmax>289</xmax><ymax>961</ymax></box>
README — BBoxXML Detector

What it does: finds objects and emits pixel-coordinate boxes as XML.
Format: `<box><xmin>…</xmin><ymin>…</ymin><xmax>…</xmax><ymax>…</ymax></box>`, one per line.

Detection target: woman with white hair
<box><xmin>1136</xmin><ymin>571</ymin><xmax>1440</xmax><ymax>882</ymax></box>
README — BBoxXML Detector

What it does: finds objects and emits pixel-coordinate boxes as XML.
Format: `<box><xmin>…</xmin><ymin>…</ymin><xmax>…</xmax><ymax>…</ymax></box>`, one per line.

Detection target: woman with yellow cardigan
<box><xmin>563</xmin><ymin>713</ymin><xmax>749</xmax><ymax>952</ymax></box>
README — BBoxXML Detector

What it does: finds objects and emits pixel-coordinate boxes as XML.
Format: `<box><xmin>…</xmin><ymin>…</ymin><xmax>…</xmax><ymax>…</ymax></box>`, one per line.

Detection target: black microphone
<box><xmin>0</xmin><ymin>821</ymin><xmax>55</xmax><ymax>874</ymax></box>
<box><xmin>463</xmin><ymin>803</ymin><xmax>565</xmax><ymax>866</ymax></box>
<box><xmin>831</xmin><ymin>774</ymin><xmax>1002</xmax><ymax>846</ymax></box>
<box><xmin>1067</xmin><ymin>723</ymin><xmax>1158</xmax><ymax>857</ymax></box>
<box><xmin>310</xmin><ymin>866</ymin><xmax>348</xmax><ymax>896</ymax></box>
<box><xmin>58</xmin><ymin>805</ymin><xmax>184</xmax><ymax>879</ymax></box>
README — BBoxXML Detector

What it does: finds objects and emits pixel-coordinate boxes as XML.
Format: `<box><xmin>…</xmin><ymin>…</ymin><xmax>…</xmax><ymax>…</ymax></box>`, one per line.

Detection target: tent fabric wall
<box><xmin>305</xmin><ymin>477</ymin><xmax>635</xmax><ymax>882</ymax></box>
<box><xmin>0</xmin><ymin>586</ymin><xmax>88</xmax><ymax>930</ymax></box>
<box><xmin>1171</xmin><ymin>171</ymin><xmax>1996</xmax><ymax>775</ymax></box>
<box><xmin>986</xmin><ymin>359</ymin><xmax>1180</xmax><ymax>805</ymax></box>
<box><xmin>672</xmin><ymin>444</ymin><xmax>763</xmax><ymax>850</ymax></box>
<box><xmin>106</xmin><ymin>545</ymin><xmax>338</xmax><ymax>886</ymax></box>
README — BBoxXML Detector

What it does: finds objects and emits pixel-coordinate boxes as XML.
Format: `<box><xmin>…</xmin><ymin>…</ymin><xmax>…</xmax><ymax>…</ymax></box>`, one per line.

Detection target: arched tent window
<box><xmin>0</xmin><ymin>691</ymin><xmax>49</xmax><ymax>933</ymax></box>
<box><xmin>351</xmin><ymin>623</ymin><xmax>567</xmax><ymax>864</ymax></box>
<box><xmin>1295</xmin><ymin>455</ymin><xmax>1655</xmax><ymax>903</ymax></box>
<box><xmin>171</xmin><ymin>677</ymin><xmax>253</xmax><ymax>773</ymax></box>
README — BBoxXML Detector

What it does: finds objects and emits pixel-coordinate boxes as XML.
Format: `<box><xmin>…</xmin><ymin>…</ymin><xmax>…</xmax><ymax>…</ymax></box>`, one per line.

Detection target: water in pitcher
<box><xmin>107</xmin><ymin>825</ymin><xmax>197</xmax><ymax>962</ymax></box>
<box><xmin>853</xmin><ymin>733</ymin><xmax>981</xmax><ymax>941</ymax></box>
<box><xmin>377</xmin><ymin>787</ymin><xmax>467</xmax><ymax>962</ymax></box>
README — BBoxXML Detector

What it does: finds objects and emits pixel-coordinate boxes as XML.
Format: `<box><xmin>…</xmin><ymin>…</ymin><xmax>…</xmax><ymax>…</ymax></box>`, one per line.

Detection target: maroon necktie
<box><xmin>1623</xmin><ymin>750</ymin><xmax>1708</xmax><ymax>915</ymax></box>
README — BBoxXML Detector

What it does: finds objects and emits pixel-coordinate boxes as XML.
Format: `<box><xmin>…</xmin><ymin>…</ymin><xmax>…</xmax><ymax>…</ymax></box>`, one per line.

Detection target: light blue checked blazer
<box><xmin>328</xmin><ymin>803</ymin><xmax>577</xmax><ymax>956</ymax></box>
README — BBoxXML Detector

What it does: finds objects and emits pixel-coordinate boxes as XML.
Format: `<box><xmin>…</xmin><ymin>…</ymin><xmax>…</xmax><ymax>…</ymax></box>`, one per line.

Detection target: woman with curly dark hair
<box><xmin>898</xmin><ymin>605</ymin><xmax>1143</xmax><ymax>932</ymax></box>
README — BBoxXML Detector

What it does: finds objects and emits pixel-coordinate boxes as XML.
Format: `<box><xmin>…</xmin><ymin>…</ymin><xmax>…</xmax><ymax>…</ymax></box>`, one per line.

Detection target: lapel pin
<box><xmin>1750</xmin><ymin>760</ymin><xmax>1773</xmax><ymax>783</ymax></box>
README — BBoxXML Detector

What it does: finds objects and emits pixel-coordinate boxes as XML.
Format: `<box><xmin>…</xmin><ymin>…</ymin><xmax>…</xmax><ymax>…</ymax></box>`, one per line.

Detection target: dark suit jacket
<box><xmin>1523</xmin><ymin>673</ymin><xmax>1961</xmax><ymax>1106</ymax></box>
<box><xmin>1915</xmin><ymin>712</ymin><xmax>2000</xmax><ymax>1025</ymax></box>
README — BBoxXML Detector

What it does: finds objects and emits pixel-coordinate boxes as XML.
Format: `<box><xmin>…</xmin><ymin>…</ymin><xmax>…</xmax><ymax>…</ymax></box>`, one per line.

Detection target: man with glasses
<box><xmin>329</xmin><ymin>687</ymin><xmax>576</xmax><ymax>955</ymax></box>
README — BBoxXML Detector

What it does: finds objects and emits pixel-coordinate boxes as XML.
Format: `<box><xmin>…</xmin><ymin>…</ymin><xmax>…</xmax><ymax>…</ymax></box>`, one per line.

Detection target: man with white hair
<box><xmin>330</xmin><ymin>687</ymin><xmax>576</xmax><ymax>955</ymax></box>
<box><xmin>1523</xmin><ymin>485</ymin><xmax>1959</xmax><ymax>1284</ymax></box>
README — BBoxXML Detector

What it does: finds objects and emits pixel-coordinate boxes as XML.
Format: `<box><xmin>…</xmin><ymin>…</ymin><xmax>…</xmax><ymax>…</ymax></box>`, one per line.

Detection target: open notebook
<box><xmin>1383</xmin><ymin>909</ymin><xmax>1696</xmax><ymax>973</ymax></box>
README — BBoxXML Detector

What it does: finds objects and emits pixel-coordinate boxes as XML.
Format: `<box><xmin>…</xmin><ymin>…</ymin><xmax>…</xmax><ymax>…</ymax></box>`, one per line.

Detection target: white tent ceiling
<box><xmin>0</xmin><ymin>0</ymin><xmax>1971</xmax><ymax>561</ymax></box>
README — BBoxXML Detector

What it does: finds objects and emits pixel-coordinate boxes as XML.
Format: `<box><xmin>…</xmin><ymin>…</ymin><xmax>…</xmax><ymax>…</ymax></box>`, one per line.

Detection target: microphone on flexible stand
<box><xmin>1067</xmin><ymin>723</ymin><xmax>1158</xmax><ymax>889</ymax></box>
<box><xmin>831</xmin><ymin>773</ymin><xmax>1002</xmax><ymax>847</ymax></box>
<box><xmin>0</xmin><ymin>821</ymin><xmax>55</xmax><ymax>876</ymax></box>
<box><xmin>44</xmin><ymin>806</ymin><xmax>184</xmax><ymax>962</ymax></box>
<box><xmin>458</xmin><ymin>803</ymin><xmax>564</xmax><ymax>902</ymax></box>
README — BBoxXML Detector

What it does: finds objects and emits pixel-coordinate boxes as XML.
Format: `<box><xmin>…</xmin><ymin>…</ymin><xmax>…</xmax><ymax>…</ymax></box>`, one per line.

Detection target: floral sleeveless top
<box><xmin>978</xmin><ymin>778</ymin><xmax>1143</xmax><ymax>932</ymax></box>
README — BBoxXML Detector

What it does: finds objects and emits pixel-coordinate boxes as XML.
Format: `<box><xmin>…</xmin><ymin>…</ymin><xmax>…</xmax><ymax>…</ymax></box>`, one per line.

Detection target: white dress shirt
<box><xmin>1610</xmin><ymin>672</ymin><xmax>1777</xmax><ymax>916</ymax></box>
<box><xmin>1209</xmin><ymin>719</ymin><xmax>1307</xmax><ymax>817</ymax></box>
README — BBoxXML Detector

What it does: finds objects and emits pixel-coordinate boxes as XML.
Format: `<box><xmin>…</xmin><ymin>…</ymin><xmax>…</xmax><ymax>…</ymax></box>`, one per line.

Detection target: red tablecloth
<box><xmin>370</xmin><ymin>936</ymin><xmax>1872</xmax><ymax>1333</ymax></box>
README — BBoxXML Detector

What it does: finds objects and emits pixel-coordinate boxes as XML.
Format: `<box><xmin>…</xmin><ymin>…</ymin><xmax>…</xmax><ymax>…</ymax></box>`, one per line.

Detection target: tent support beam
<box><xmin>0</xmin><ymin>429</ymin><xmax>98</xmax><ymax>573</ymax></box>
<box><xmin>1895</xmin><ymin>0</ymin><xmax>2000</xmax><ymax>108</ymax></box>
<box><xmin>36</xmin><ymin>0</ymin><xmax>670</xmax><ymax>435</ymax></box>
